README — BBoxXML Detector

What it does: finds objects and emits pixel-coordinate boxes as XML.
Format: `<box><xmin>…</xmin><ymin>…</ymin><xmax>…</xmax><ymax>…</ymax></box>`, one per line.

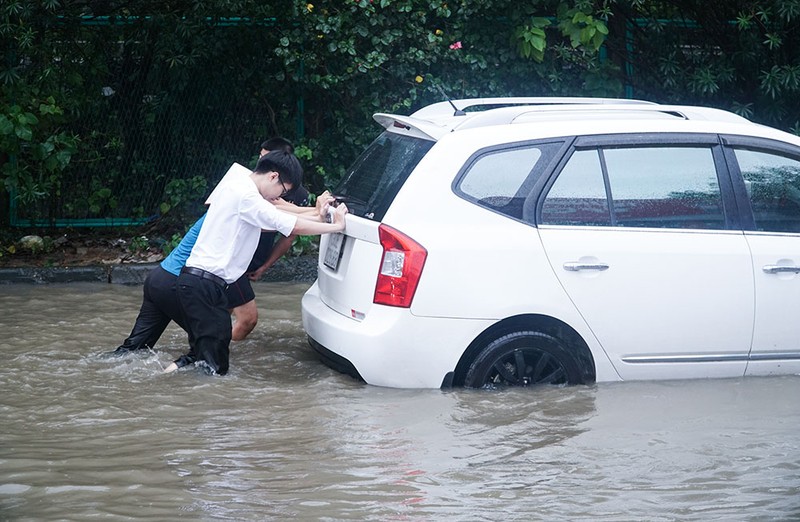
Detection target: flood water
<box><xmin>1</xmin><ymin>281</ymin><xmax>799</xmax><ymax>521</ymax></box>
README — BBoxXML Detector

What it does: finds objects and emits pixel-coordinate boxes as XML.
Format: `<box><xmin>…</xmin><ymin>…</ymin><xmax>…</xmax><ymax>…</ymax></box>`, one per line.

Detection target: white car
<box><xmin>301</xmin><ymin>97</ymin><xmax>800</xmax><ymax>389</ymax></box>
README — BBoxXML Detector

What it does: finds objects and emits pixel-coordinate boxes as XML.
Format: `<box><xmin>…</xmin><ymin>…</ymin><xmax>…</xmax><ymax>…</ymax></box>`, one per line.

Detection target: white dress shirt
<box><xmin>186</xmin><ymin>163</ymin><xmax>298</xmax><ymax>283</ymax></box>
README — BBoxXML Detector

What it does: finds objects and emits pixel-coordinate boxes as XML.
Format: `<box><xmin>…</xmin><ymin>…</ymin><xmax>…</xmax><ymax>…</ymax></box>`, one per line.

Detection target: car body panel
<box><xmin>317</xmin><ymin>217</ymin><xmax>382</xmax><ymax>321</ymax></box>
<box><xmin>302</xmin><ymin>281</ymin><xmax>497</xmax><ymax>388</ymax></box>
<box><xmin>538</xmin><ymin>226</ymin><xmax>754</xmax><ymax>380</ymax></box>
<box><xmin>744</xmin><ymin>233</ymin><xmax>800</xmax><ymax>376</ymax></box>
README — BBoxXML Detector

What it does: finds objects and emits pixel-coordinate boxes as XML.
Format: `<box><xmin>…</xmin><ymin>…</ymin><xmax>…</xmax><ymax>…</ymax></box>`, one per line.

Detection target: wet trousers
<box><xmin>175</xmin><ymin>270</ymin><xmax>232</xmax><ymax>375</ymax></box>
<box><xmin>116</xmin><ymin>266</ymin><xmax>186</xmax><ymax>352</ymax></box>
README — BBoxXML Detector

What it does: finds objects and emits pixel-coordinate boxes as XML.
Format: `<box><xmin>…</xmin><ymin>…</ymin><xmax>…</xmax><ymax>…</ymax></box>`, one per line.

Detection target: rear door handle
<box><xmin>563</xmin><ymin>262</ymin><xmax>610</xmax><ymax>272</ymax></box>
<box><xmin>762</xmin><ymin>264</ymin><xmax>800</xmax><ymax>274</ymax></box>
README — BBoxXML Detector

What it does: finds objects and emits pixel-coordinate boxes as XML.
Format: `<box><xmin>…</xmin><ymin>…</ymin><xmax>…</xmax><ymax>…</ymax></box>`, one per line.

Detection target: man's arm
<box><xmin>248</xmin><ymin>234</ymin><xmax>295</xmax><ymax>281</ymax></box>
<box><xmin>290</xmin><ymin>203</ymin><xmax>347</xmax><ymax>235</ymax></box>
<box><xmin>249</xmin><ymin>192</ymin><xmax>332</xmax><ymax>281</ymax></box>
<box><xmin>274</xmin><ymin>191</ymin><xmax>333</xmax><ymax>220</ymax></box>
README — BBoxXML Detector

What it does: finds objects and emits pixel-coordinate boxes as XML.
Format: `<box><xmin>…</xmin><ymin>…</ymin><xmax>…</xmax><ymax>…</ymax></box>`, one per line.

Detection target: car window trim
<box><xmin>721</xmin><ymin>134</ymin><xmax>800</xmax><ymax>233</ymax></box>
<box><xmin>534</xmin><ymin>133</ymin><xmax>741</xmax><ymax>230</ymax></box>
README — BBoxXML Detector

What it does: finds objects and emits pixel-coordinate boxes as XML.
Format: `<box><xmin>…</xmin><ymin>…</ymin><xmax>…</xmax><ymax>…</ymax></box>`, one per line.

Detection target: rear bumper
<box><xmin>307</xmin><ymin>335</ymin><xmax>364</xmax><ymax>382</ymax></box>
<box><xmin>301</xmin><ymin>281</ymin><xmax>492</xmax><ymax>389</ymax></box>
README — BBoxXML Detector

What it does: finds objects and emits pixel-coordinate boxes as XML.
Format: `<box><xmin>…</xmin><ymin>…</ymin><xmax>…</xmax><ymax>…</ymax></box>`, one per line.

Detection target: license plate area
<box><xmin>323</xmin><ymin>233</ymin><xmax>346</xmax><ymax>271</ymax></box>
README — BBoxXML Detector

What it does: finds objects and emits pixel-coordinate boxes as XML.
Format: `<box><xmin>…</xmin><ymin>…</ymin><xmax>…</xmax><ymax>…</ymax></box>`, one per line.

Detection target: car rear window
<box><xmin>455</xmin><ymin>142</ymin><xmax>565</xmax><ymax>222</ymax></box>
<box><xmin>332</xmin><ymin>131</ymin><xmax>434</xmax><ymax>221</ymax></box>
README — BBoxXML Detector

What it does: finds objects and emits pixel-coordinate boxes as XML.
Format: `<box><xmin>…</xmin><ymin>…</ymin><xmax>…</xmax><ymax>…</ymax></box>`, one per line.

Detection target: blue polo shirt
<box><xmin>160</xmin><ymin>214</ymin><xmax>205</xmax><ymax>276</ymax></box>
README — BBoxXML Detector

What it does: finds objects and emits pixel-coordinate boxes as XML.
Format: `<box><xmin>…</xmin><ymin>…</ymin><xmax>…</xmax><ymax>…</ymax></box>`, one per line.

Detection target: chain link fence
<box><xmin>11</xmin><ymin>17</ymin><xmax>299</xmax><ymax>228</ymax></box>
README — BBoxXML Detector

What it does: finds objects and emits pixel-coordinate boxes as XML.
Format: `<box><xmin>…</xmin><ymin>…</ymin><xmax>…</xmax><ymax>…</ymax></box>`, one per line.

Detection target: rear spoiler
<box><xmin>373</xmin><ymin>114</ymin><xmax>447</xmax><ymax>141</ymax></box>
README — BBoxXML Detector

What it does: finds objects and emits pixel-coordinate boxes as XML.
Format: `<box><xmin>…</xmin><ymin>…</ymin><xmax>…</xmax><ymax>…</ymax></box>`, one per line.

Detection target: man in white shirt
<box><xmin>165</xmin><ymin>150</ymin><xmax>347</xmax><ymax>375</ymax></box>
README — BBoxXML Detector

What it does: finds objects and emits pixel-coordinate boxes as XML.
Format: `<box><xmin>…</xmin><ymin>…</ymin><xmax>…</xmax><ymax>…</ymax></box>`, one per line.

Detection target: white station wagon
<box><xmin>301</xmin><ymin>97</ymin><xmax>800</xmax><ymax>389</ymax></box>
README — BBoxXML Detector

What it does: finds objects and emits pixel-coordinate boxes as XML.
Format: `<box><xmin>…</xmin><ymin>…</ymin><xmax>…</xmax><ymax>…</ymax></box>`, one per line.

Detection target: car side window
<box><xmin>541</xmin><ymin>146</ymin><xmax>725</xmax><ymax>229</ymax></box>
<box><xmin>604</xmin><ymin>147</ymin><xmax>725</xmax><ymax>229</ymax></box>
<box><xmin>458</xmin><ymin>144</ymin><xmax>561</xmax><ymax>220</ymax></box>
<box><xmin>734</xmin><ymin>149</ymin><xmax>800</xmax><ymax>233</ymax></box>
<box><xmin>540</xmin><ymin>150</ymin><xmax>611</xmax><ymax>225</ymax></box>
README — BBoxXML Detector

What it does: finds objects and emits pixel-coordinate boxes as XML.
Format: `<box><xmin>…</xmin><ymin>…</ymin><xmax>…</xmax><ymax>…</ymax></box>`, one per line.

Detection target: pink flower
<box><xmin>449</xmin><ymin>41</ymin><xmax>462</xmax><ymax>50</ymax></box>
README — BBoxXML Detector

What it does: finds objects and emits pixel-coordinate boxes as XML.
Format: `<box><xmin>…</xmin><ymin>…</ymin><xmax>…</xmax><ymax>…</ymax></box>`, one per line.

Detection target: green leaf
<box><xmin>19</xmin><ymin>112</ymin><xmax>39</xmax><ymax>126</ymax></box>
<box><xmin>0</xmin><ymin>115</ymin><xmax>13</xmax><ymax>135</ymax></box>
<box><xmin>14</xmin><ymin>126</ymin><xmax>33</xmax><ymax>141</ymax></box>
<box><xmin>44</xmin><ymin>155</ymin><xmax>58</xmax><ymax>171</ymax></box>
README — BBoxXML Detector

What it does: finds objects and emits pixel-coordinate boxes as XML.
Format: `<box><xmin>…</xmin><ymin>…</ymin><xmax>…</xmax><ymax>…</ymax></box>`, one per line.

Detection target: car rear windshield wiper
<box><xmin>332</xmin><ymin>195</ymin><xmax>368</xmax><ymax>207</ymax></box>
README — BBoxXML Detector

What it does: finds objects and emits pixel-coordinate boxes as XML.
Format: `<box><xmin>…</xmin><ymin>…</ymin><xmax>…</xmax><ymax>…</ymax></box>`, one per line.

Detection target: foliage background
<box><xmin>2</xmin><ymin>0</ymin><xmax>799</xmax><ymax>238</ymax></box>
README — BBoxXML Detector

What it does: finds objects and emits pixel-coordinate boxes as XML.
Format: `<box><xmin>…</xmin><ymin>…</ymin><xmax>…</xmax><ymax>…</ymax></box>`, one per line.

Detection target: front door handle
<box><xmin>762</xmin><ymin>264</ymin><xmax>800</xmax><ymax>274</ymax></box>
<box><xmin>563</xmin><ymin>262</ymin><xmax>609</xmax><ymax>272</ymax></box>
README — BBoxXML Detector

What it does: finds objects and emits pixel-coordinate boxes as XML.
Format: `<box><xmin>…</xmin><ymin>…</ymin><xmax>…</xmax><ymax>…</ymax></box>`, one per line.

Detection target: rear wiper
<box><xmin>332</xmin><ymin>195</ymin><xmax>368</xmax><ymax>207</ymax></box>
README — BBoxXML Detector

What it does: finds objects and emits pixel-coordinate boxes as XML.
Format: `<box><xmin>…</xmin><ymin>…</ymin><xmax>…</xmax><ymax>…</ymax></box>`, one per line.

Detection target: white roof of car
<box><xmin>373</xmin><ymin>97</ymin><xmax>758</xmax><ymax>141</ymax></box>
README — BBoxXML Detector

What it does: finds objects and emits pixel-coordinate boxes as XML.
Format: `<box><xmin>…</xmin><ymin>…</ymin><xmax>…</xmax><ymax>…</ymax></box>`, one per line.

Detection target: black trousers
<box><xmin>175</xmin><ymin>271</ymin><xmax>231</xmax><ymax>375</ymax></box>
<box><xmin>116</xmin><ymin>266</ymin><xmax>186</xmax><ymax>352</ymax></box>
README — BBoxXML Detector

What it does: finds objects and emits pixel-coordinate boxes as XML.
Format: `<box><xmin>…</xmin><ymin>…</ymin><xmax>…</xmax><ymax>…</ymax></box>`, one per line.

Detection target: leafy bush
<box><xmin>1</xmin><ymin>0</ymin><xmax>798</xmax><ymax>230</ymax></box>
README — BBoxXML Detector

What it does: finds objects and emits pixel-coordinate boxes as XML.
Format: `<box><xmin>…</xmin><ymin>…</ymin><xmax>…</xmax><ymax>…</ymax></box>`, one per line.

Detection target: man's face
<box><xmin>261</xmin><ymin>171</ymin><xmax>292</xmax><ymax>202</ymax></box>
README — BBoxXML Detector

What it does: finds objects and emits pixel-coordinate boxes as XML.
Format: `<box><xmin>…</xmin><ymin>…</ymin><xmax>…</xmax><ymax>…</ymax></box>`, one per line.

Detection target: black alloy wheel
<box><xmin>464</xmin><ymin>330</ymin><xmax>582</xmax><ymax>389</ymax></box>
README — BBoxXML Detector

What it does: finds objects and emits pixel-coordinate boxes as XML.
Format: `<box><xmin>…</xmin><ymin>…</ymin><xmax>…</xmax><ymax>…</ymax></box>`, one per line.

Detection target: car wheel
<box><xmin>464</xmin><ymin>330</ymin><xmax>583</xmax><ymax>389</ymax></box>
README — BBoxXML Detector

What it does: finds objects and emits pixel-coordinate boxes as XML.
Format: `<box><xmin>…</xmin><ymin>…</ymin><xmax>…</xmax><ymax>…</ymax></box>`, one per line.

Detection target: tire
<box><xmin>464</xmin><ymin>330</ymin><xmax>583</xmax><ymax>389</ymax></box>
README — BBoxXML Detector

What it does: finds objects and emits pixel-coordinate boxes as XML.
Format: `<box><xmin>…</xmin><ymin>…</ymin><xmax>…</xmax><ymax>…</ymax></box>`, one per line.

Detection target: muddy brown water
<box><xmin>1</xmin><ymin>282</ymin><xmax>798</xmax><ymax>520</ymax></box>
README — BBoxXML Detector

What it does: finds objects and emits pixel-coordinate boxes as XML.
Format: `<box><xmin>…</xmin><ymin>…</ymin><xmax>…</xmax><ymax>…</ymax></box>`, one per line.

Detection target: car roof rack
<box><xmin>375</xmin><ymin>98</ymin><xmax>753</xmax><ymax>141</ymax></box>
<box><xmin>453</xmin><ymin>103</ymin><xmax>752</xmax><ymax>131</ymax></box>
<box><xmin>410</xmin><ymin>97</ymin><xmax>656</xmax><ymax>119</ymax></box>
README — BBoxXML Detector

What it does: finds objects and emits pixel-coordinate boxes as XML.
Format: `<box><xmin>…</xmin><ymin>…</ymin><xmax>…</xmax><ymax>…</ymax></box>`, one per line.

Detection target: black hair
<box><xmin>260</xmin><ymin>137</ymin><xmax>294</xmax><ymax>154</ymax></box>
<box><xmin>254</xmin><ymin>150</ymin><xmax>302</xmax><ymax>187</ymax></box>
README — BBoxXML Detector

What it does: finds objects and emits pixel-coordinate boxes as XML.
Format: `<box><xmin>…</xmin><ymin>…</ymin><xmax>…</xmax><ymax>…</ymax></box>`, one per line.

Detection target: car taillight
<box><xmin>374</xmin><ymin>224</ymin><xmax>427</xmax><ymax>308</ymax></box>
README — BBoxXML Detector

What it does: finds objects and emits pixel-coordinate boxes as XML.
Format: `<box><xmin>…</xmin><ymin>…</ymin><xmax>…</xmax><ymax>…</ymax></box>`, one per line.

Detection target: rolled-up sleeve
<box><xmin>240</xmin><ymin>192</ymin><xmax>297</xmax><ymax>237</ymax></box>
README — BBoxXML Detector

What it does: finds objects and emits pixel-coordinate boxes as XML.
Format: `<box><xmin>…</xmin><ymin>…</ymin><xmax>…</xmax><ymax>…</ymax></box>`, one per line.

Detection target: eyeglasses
<box><xmin>280</xmin><ymin>180</ymin><xmax>290</xmax><ymax>198</ymax></box>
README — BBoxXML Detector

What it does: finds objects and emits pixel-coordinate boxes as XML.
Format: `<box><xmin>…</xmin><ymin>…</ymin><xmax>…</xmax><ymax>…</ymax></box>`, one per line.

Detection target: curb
<box><xmin>0</xmin><ymin>256</ymin><xmax>319</xmax><ymax>285</ymax></box>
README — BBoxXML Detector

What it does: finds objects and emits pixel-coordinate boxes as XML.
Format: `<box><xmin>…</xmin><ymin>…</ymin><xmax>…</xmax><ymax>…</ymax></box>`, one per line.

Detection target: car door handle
<box><xmin>762</xmin><ymin>264</ymin><xmax>800</xmax><ymax>274</ymax></box>
<box><xmin>563</xmin><ymin>262</ymin><xmax>610</xmax><ymax>272</ymax></box>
